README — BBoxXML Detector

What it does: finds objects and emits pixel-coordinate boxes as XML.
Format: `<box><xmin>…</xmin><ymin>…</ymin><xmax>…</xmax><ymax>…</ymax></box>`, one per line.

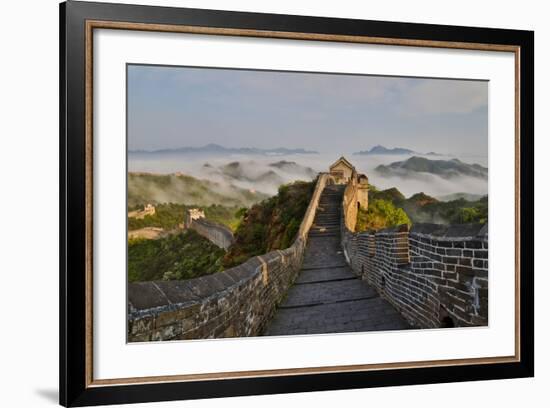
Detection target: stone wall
<box><xmin>341</xmin><ymin>168</ymin><xmax>369</xmax><ymax>233</ymax></box>
<box><xmin>342</xmin><ymin>222</ymin><xmax>488</xmax><ymax>328</ymax></box>
<box><xmin>128</xmin><ymin>174</ymin><xmax>329</xmax><ymax>342</ymax></box>
<box><xmin>189</xmin><ymin>218</ymin><xmax>235</xmax><ymax>250</ymax></box>
<box><xmin>128</xmin><ymin>204</ymin><xmax>156</xmax><ymax>219</ymax></box>
<box><xmin>342</xmin><ymin>173</ymin><xmax>358</xmax><ymax>232</ymax></box>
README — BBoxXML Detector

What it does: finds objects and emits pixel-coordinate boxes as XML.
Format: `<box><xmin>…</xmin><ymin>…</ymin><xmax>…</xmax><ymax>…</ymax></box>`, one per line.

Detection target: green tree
<box><xmin>128</xmin><ymin>230</ymin><xmax>225</xmax><ymax>282</ymax></box>
<box><xmin>356</xmin><ymin>199</ymin><xmax>411</xmax><ymax>231</ymax></box>
<box><xmin>223</xmin><ymin>180</ymin><xmax>315</xmax><ymax>268</ymax></box>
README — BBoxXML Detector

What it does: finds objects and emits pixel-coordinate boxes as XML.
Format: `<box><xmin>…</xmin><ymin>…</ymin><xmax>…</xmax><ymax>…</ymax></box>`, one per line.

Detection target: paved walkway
<box><xmin>264</xmin><ymin>185</ymin><xmax>410</xmax><ymax>336</ymax></box>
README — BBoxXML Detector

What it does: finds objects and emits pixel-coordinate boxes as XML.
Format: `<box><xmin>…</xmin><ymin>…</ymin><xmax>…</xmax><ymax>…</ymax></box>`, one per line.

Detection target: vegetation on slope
<box><xmin>128</xmin><ymin>230</ymin><xmax>225</xmax><ymax>282</ymax></box>
<box><xmin>128</xmin><ymin>180</ymin><xmax>315</xmax><ymax>282</ymax></box>
<box><xmin>356</xmin><ymin>199</ymin><xmax>411</xmax><ymax>231</ymax></box>
<box><xmin>128</xmin><ymin>203</ymin><xmax>242</xmax><ymax>232</ymax></box>
<box><xmin>359</xmin><ymin>185</ymin><xmax>488</xmax><ymax>228</ymax></box>
<box><xmin>400</xmin><ymin>194</ymin><xmax>487</xmax><ymax>225</ymax></box>
<box><xmin>128</xmin><ymin>172</ymin><xmax>267</xmax><ymax>208</ymax></box>
<box><xmin>222</xmin><ymin>180</ymin><xmax>315</xmax><ymax>268</ymax></box>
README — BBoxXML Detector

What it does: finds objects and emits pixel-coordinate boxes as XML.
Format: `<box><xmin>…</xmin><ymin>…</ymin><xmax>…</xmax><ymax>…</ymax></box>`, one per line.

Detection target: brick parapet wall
<box><xmin>342</xmin><ymin>169</ymin><xmax>359</xmax><ymax>232</ymax></box>
<box><xmin>128</xmin><ymin>174</ymin><xmax>329</xmax><ymax>342</ymax></box>
<box><xmin>342</xmin><ymin>213</ymin><xmax>488</xmax><ymax>328</ymax></box>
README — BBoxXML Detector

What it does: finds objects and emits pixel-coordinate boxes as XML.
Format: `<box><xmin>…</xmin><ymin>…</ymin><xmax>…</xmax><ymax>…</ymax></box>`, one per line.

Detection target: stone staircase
<box><xmin>308</xmin><ymin>184</ymin><xmax>344</xmax><ymax>238</ymax></box>
<box><xmin>263</xmin><ymin>184</ymin><xmax>409</xmax><ymax>336</ymax></box>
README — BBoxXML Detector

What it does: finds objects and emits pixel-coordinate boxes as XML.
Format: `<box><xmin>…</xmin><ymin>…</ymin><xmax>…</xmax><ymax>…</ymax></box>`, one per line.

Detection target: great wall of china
<box><xmin>128</xmin><ymin>158</ymin><xmax>488</xmax><ymax>341</ymax></box>
<box><xmin>128</xmin><ymin>205</ymin><xmax>235</xmax><ymax>248</ymax></box>
<box><xmin>185</xmin><ymin>208</ymin><xmax>235</xmax><ymax>250</ymax></box>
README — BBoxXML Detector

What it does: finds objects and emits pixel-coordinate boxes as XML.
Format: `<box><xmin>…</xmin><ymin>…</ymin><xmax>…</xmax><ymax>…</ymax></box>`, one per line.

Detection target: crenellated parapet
<box><xmin>341</xmin><ymin>218</ymin><xmax>488</xmax><ymax>328</ymax></box>
<box><xmin>128</xmin><ymin>203</ymin><xmax>156</xmax><ymax>219</ymax></box>
<box><xmin>337</xmin><ymin>157</ymin><xmax>488</xmax><ymax>328</ymax></box>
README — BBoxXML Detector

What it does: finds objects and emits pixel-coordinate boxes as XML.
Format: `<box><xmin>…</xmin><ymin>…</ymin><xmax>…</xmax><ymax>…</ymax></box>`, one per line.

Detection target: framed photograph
<box><xmin>60</xmin><ymin>1</ymin><xmax>534</xmax><ymax>406</ymax></box>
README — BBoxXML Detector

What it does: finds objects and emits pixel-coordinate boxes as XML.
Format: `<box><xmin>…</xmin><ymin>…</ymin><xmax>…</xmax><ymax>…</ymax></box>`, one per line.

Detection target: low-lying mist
<box><xmin>128</xmin><ymin>152</ymin><xmax>488</xmax><ymax>201</ymax></box>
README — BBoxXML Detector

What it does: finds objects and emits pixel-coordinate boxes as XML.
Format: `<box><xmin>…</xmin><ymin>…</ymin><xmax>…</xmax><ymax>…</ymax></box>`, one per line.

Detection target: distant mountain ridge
<box><xmin>437</xmin><ymin>193</ymin><xmax>485</xmax><ymax>202</ymax></box>
<box><xmin>129</xmin><ymin>143</ymin><xmax>318</xmax><ymax>155</ymax></box>
<box><xmin>375</xmin><ymin>156</ymin><xmax>488</xmax><ymax>179</ymax></box>
<box><xmin>368</xmin><ymin>186</ymin><xmax>488</xmax><ymax>225</ymax></box>
<box><xmin>354</xmin><ymin>145</ymin><xmax>442</xmax><ymax>156</ymax></box>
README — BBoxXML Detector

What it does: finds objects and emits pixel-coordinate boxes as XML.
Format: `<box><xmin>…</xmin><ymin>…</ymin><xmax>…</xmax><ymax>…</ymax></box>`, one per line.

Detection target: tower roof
<box><xmin>329</xmin><ymin>156</ymin><xmax>355</xmax><ymax>171</ymax></box>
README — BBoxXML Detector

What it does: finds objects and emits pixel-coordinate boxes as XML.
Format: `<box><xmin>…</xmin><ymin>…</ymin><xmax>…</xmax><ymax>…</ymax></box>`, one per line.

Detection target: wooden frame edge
<box><xmin>87</xmin><ymin>19</ymin><xmax>520</xmax><ymax>52</ymax></box>
<box><xmin>82</xmin><ymin>18</ymin><xmax>524</xmax><ymax>389</ymax></box>
<box><xmin>85</xmin><ymin>19</ymin><xmax>94</xmax><ymax>389</ymax></box>
<box><xmin>88</xmin><ymin>355</ymin><xmax>519</xmax><ymax>387</ymax></box>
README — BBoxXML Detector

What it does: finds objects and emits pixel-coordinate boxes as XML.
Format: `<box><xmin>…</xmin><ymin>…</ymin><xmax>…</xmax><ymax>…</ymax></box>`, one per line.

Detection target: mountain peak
<box><xmin>129</xmin><ymin>144</ymin><xmax>318</xmax><ymax>155</ymax></box>
<box><xmin>375</xmin><ymin>156</ymin><xmax>488</xmax><ymax>180</ymax></box>
<box><xmin>354</xmin><ymin>145</ymin><xmax>416</xmax><ymax>155</ymax></box>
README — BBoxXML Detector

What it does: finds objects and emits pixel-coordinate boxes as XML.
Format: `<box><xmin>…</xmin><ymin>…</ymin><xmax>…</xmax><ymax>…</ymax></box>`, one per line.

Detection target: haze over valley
<box><xmin>129</xmin><ymin>144</ymin><xmax>488</xmax><ymax>200</ymax></box>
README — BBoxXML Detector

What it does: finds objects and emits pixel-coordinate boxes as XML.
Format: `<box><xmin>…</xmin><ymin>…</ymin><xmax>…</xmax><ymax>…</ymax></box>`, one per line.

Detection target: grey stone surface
<box><xmin>411</xmin><ymin>222</ymin><xmax>485</xmax><ymax>238</ymax></box>
<box><xmin>295</xmin><ymin>265</ymin><xmax>354</xmax><ymax>284</ymax></box>
<box><xmin>264</xmin><ymin>185</ymin><xmax>409</xmax><ymax>336</ymax></box>
<box><xmin>128</xmin><ymin>282</ymin><xmax>170</xmax><ymax>310</ymax></box>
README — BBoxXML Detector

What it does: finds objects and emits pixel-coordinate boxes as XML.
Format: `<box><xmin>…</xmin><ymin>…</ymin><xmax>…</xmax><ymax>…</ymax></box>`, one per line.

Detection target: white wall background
<box><xmin>0</xmin><ymin>0</ymin><xmax>545</xmax><ymax>407</ymax></box>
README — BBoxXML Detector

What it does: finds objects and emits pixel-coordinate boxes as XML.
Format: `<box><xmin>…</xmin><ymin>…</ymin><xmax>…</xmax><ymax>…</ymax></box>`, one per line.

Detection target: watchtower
<box><xmin>329</xmin><ymin>156</ymin><xmax>355</xmax><ymax>184</ymax></box>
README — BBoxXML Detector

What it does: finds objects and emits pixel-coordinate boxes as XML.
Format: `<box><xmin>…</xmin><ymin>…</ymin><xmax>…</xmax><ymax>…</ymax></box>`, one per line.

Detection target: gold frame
<box><xmin>84</xmin><ymin>20</ymin><xmax>521</xmax><ymax>388</ymax></box>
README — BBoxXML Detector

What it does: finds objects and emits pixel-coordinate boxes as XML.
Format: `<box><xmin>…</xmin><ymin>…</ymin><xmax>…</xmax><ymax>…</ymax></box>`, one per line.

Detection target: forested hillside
<box><xmin>128</xmin><ymin>230</ymin><xmax>226</xmax><ymax>282</ymax></box>
<box><xmin>356</xmin><ymin>185</ymin><xmax>487</xmax><ymax>231</ymax></box>
<box><xmin>128</xmin><ymin>172</ymin><xmax>267</xmax><ymax>208</ymax></box>
<box><xmin>128</xmin><ymin>180</ymin><xmax>316</xmax><ymax>282</ymax></box>
<box><xmin>128</xmin><ymin>203</ymin><xmax>242</xmax><ymax>232</ymax></box>
<box><xmin>223</xmin><ymin>180</ymin><xmax>315</xmax><ymax>268</ymax></box>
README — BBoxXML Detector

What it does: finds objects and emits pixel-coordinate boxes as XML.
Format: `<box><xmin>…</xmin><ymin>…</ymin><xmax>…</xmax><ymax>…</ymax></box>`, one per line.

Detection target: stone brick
<box><xmin>155</xmin><ymin>308</ymin><xmax>198</xmax><ymax>329</ymax></box>
<box><xmin>443</xmin><ymin>271</ymin><xmax>458</xmax><ymax>280</ymax></box>
<box><xmin>442</xmin><ymin>257</ymin><xmax>458</xmax><ymax>265</ymax></box>
<box><xmin>465</xmin><ymin>241</ymin><xmax>483</xmax><ymax>249</ymax></box>
<box><xmin>151</xmin><ymin>323</ymin><xmax>183</xmax><ymax>341</ymax></box>
<box><xmin>130</xmin><ymin>316</ymin><xmax>154</xmax><ymax>335</ymax></box>
<box><xmin>473</xmin><ymin>259</ymin><xmax>485</xmax><ymax>268</ymax></box>
<box><xmin>474</xmin><ymin>250</ymin><xmax>488</xmax><ymax>259</ymax></box>
<box><xmin>458</xmin><ymin>258</ymin><xmax>472</xmax><ymax>267</ymax></box>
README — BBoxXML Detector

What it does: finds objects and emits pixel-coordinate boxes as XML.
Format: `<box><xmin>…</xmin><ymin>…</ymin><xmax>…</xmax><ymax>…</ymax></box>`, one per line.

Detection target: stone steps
<box><xmin>315</xmin><ymin>212</ymin><xmax>340</xmax><ymax>218</ymax></box>
<box><xmin>309</xmin><ymin>228</ymin><xmax>339</xmax><ymax>233</ymax></box>
<box><xmin>307</xmin><ymin>186</ymin><xmax>344</xmax><ymax>238</ymax></box>
<box><xmin>308</xmin><ymin>233</ymin><xmax>339</xmax><ymax>238</ymax></box>
<box><xmin>313</xmin><ymin>220</ymin><xmax>339</xmax><ymax>226</ymax></box>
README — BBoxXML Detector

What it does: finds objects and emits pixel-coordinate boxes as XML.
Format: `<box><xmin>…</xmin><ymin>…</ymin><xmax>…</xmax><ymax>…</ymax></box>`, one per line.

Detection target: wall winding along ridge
<box><xmin>189</xmin><ymin>218</ymin><xmax>235</xmax><ymax>250</ymax></box>
<box><xmin>128</xmin><ymin>174</ymin><xmax>329</xmax><ymax>341</ymax></box>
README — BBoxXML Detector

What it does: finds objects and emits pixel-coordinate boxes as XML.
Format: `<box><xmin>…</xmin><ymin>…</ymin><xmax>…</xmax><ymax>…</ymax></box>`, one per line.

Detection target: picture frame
<box><xmin>60</xmin><ymin>1</ymin><xmax>534</xmax><ymax>406</ymax></box>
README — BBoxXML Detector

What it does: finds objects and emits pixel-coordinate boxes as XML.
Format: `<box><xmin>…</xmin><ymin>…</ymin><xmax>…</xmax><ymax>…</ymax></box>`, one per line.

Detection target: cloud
<box><xmin>397</xmin><ymin>79</ymin><xmax>488</xmax><ymax>116</ymax></box>
<box><xmin>127</xmin><ymin>65</ymin><xmax>488</xmax><ymax>156</ymax></box>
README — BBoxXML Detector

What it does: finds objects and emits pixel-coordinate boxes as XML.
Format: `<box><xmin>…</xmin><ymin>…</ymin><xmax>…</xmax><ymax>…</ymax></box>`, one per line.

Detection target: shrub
<box><xmin>356</xmin><ymin>199</ymin><xmax>411</xmax><ymax>231</ymax></box>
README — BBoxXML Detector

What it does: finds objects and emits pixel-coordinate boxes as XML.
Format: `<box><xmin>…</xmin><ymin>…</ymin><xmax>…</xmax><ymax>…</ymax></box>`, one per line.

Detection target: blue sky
<box><xmin>127</xmin><ymin>64</ymin><xmax>488</xmax><ymax>156</ymax></box>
